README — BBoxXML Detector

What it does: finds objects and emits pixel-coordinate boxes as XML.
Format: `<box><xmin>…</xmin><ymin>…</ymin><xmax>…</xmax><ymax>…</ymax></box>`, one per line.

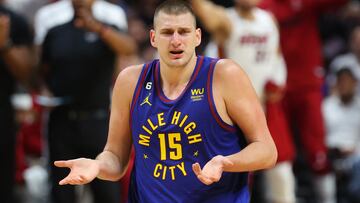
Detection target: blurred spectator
<box><xmin>260</xmin><ymin>0</ymin><xmax>348</xmax><ymax>202</ymax></box>
<box><xmin>328</xmin><ymin>26</ymin><xmax>360</xmax><ymax>94</ymax></box>
<box><xmin>34</xmin><ymin>0</ymin><xmax>136</xmax><ymax>202</ymax></box>
<box><xmin>4</xmin><ymin>0</ymin><xmax>50</xmax><ymax>25</ymax></box>
<box><xmin>323</xmin><ymin>68</ymin><xmax>360</xmax><ymax>203</ymax></box>
<box><xmin>0</xmin><ymin>1</ymin><xmax>34</xmax><ymax>202</ymax></box>
<box><xmin>319</xmin><ymin>1</ymin><xmax>360</xmax><ymax>65</ymax></box>
<box><xmin>12</xmin><ymin>93</ymin><xmax>47</xmax><ymax>203</ymax></box>
<box><xmin>191</xmin><ymin>0</ymin><xmax>295</xmax><ymax>202</ymax></box>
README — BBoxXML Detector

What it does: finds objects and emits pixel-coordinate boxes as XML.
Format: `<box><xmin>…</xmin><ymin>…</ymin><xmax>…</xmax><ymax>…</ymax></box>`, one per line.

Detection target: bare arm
<box><xmin>218</xmin><ymin>59</ymin><xmax>277</xmax><ymax>171</ymax></box>
<box><xmin>96</xmin><ymin>65</ymin><xmax>142</xmax><ymax>181</ymax></box>
<box><xmin>193</xmin><ymin>59</ymin><xmax>277</xmax><ymax>185</ymax></box>
<box><xmin>191</xmin><ymin>0</ymin><xmax>232</xmax><ymax>43</ymax></box>
<box><xmin>55</xmin><ymin>65</ymin><xmax>142</xmax><ymax>184</ymax></box>
<box><xmin>75</xmin><ymin>8</ymin><xmax>137</xmax><ymax>56</ymax></box>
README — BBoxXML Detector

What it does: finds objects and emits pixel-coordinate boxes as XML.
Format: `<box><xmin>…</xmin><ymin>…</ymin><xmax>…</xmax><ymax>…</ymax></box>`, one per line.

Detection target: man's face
<box><xmin>337</xmin><ymin>72</ymin><xmax>357</xmax><ymax>98</ymax></box>
<box><xmin>150</xmin><ymin>12</ymin><xmax>201</xmax><ymax>68</ymax></box>
<box><xmin>71</xmin><ymin>0</ymin><xmax>94</xmax><ymax>14</ymax></box>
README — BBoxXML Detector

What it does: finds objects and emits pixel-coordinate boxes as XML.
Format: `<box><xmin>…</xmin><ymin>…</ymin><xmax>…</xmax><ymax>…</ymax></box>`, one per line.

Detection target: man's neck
<box><xmin>159</xmin><ymin>55</ymin><xmax>198</xmax><ymax>99</ymax></box>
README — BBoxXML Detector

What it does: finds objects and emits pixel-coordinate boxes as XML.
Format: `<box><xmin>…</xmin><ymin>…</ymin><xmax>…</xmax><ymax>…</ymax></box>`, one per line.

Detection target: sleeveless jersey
<box><xmin>223</xmin><ymin>8</ymin><xmax>280</xmax><ymax>100</ymax></box>
<box><xmin>129</xmin><ymin>56</ymin><xmax>249</xmax><ymax>203</ymax></box>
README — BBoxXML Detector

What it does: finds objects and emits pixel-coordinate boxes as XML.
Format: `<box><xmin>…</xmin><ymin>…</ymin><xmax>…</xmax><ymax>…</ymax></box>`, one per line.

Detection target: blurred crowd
<box><xmin>1</xmin><ymin>0</ymin><xmax>360</xmax><ymax>203</ymax></box>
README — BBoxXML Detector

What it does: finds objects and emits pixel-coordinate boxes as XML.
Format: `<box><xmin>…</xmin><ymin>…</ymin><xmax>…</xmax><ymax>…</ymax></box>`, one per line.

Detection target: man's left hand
<box><xmin>192</xmin><ymin>155</ymin><xmax>234</xmax><ymax>185</ymax></box>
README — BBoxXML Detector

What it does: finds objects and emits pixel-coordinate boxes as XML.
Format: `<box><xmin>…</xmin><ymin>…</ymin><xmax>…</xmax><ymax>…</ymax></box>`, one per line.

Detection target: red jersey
<box><xmin>260</xmin><ymin>0</ymin><xmax>347</xmax><ymax>91</ymax></box>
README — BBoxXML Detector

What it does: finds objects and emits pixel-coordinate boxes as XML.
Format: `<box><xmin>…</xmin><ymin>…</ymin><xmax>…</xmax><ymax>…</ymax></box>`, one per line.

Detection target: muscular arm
<box><xmin>96</xmin><ymin>65</ymin><xmax>142</xmax><ymax>181</ymax></box>
<box><xmin>191</xmin><ymin>0</ymin><xmax>232</xmax><ymax>43</ymax></box>
<box><xmin>192</xmin><ymin>59</ymin><xmax>277</xmax><ymax>185</ymax></box>
<box><xmin>217</xmin><ymin>59</ymin><xmax>278</xmax><ymax>172</ymax></box>
<box><xmin>98</xmin><ymin>25</ymin><xmax>137</xmax><ymax>56</ymax></box>
<box><xmin>75</xmin><ymin>8</ymin><xmax>137</xmax><ymax>56</ymax></box>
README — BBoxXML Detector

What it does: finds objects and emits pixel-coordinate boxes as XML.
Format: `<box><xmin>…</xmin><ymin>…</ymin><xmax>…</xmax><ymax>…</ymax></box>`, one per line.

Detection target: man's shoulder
<box><xmin>36</xmin><ymin>0</ymin><xmax>71</xmax><ymax>20</ymax></box>
<box><xmin>93</xmin><ymin>0</ymin><xmax>127</xmax><ymax>30</ymax></box>
<box><xmin>118</xmin><ymin>64</ymin><xmax>145</xmax><ymax>83</ymax></box>
<box><xmin>213</xmin><ymin>58</ymin><xmax>241</xmax><ymax>74</ymax></box>
<box><xmin>34</xmin><ymin>0</ymin><xmax>72</xmax><ymax>30</ymax></box>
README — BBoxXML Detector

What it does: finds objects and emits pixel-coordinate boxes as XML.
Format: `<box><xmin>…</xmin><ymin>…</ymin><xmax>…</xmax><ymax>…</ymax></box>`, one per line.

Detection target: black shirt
<box><xmin>42</xmin><ymin>21</ymin><xmax>115</xmax><ymax>109</ymax></box>
<box><xmin>36</xmin><ymin>0</ymin><xmax>128</xmax><ymax>110</ymax></box>
<box><xmin>0</xmin><ymin>5</ymin><xmax>32</xmax><ymax>108</ymax></box>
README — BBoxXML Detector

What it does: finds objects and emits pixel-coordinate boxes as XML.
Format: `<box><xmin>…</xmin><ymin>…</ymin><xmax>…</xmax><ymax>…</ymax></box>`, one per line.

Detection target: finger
<box><xmin>197</xmin><ymin>174</ymin><xmax>213</xmax><ymax>185</ymax></box>
<box><xmin>54</xmin><ymin>160</ymin><xmax>71</xmax><ymax>168</ymax></box>
<box><xmin>60</xmin><ymin>175</ymin><xmax>83</xmax><ymax>185</ymax></box>
<box><xmin>59</xmin><ymin>176</ymin><xmax>72</xmax><ymax>185</ymax></box>
<box><xmin>68</xmin><ymin>176</ymin><xmax>85</xmax><ymax>185</ymax></box>
<box><xmin>192</xmin><ymin>163</ymin><xmax>202</xmax><ymax>176</ymax></box>
<box><xmin>208</xmin><ymin>174</ymin><xmax>221</xmax><ymax>182</ymax></box>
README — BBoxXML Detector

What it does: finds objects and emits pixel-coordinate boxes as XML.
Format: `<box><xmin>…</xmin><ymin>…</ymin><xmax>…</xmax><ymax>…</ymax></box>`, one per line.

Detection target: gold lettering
<box><xmin>179</xmin><ymin>115</ymin><xmax>188</xmax><ymax>127</ymax></box>
<box><xmin>177</xmin><ymin>162</ymin><xmax>187</xmax><ymax>176</ymax></box>
<box><xmin>138</xmin><ymin>134</ymin><xmax>150</xmax><ymax>146</ymax></box>
<box><xmin>171</xmin><ymin>111</ymin><xmax>181</xmax><ymax>125</ymax></box>
<box><xmin>184</xmin><ymin>122</ymin><xmax>196</xmax><ymax>134</ymax></box>
<box><xmin>188</xmin><ymin>134</ymin><xmax>202</xmax><ymax>144</ymax></box>
<box><xmin>154</xmin><ymin>164</ymin><xmax>161</xmax><ymax>178</ymax></box>
<box><xmin>169</xmin><ymin>166</ymin><xmax>176</xmax><ymax>180</ymax></box>
<box><xmin>162</xmin><ymin>165</ymin><xmax>167</xmax><ymax>180</ymax></box>
<box><xmin>147</xmin><ymin>118</ymin><xmax>158</xmax><ymax>131</ymax></box>
<box><xmin>142</xmin><ymin>125</ymin><xmax>152</xmax><ymax>135</ymax></box>
<box><xmin>158</xmin><ymin>112</ymin><xmax>166</xmax><ymax>126</ymax></box>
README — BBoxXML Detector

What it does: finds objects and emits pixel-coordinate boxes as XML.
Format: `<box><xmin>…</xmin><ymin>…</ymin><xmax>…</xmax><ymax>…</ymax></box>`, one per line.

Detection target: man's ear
<box><xmin>150</xmin><ymin>29</ymin><xmax>157</xmax><ymax>48</ymax></box>
<box><xmin>195</xmin><ymin>28</ymin><xmax>202</xmax><ymax>47</ymax></box>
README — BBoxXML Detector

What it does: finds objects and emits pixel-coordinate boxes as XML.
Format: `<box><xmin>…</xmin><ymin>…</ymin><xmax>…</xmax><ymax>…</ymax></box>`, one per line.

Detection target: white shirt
<box><xmin>323</xmin><ymin>95</ymin><xmax>360</xmax><ymax>155</ymax></box>
<box><xmin>223</xmin><ymin>8</ymin><xmax>285</xmax><ymax>100</ymax></box>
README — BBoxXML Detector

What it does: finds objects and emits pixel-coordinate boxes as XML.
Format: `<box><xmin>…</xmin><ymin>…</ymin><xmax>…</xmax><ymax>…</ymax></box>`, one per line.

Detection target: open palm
<box><xmin>54</xmin><ymin>158</ymin><xmax>100</xmax><ymax>185</ymax></box>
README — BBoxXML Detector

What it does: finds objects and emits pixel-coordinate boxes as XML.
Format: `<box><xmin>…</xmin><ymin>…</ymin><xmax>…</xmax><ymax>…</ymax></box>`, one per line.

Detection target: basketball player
<box><xmin>191</xmin><ymin>0</ymin><xmax>296</xmax><ymax>202</ymax></box>
<box><xmin>54</xmin><ymin>1</ymin><xmax>277</xmax><ymax>202</ymax></box>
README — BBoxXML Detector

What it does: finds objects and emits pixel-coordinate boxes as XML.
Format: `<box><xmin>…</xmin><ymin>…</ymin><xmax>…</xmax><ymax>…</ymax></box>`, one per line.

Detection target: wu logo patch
<box><xmin>190</xmin><ymin>88</ymin><xmax>204</xmax><ymax>102</ymax></box>
<box><xmin>140</xmin><ymin>93</ymin><xmax>152</xmax><ymax>106</ymax></box>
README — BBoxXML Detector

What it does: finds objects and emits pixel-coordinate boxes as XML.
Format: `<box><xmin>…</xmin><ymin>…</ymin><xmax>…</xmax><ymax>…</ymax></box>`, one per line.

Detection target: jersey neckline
<box><xmin>155</xmin><ymin>56</ymin><xmax>204</xmax><ymax>104</ymax></box>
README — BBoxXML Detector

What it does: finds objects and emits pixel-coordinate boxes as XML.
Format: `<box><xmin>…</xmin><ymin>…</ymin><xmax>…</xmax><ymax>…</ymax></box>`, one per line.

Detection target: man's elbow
<box><xmin>266</xmin><ymin>144</ymin><xmax>278</xmax><ymax>168</ymax></box>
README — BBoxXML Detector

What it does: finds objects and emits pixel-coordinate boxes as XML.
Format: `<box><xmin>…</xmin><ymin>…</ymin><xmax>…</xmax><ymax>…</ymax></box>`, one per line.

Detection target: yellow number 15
<box><xmin>158</xmin><ymin>133</ymin><xmax>182</xmax><ymax>160</ymax></box>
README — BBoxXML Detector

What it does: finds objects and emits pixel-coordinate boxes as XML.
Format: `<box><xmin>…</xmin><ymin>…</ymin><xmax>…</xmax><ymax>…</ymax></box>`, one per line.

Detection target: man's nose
<box><xmin>171</xmin><ymin>32</ymin><xmax>181</xmax><ymax>46</ymax></box>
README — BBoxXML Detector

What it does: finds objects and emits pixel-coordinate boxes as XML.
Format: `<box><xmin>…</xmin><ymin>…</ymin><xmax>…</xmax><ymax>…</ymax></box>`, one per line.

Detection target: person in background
<box><xmin>0</xmin><ymin>0</ymin><xmax>34</xmax><ymax>202</ymax></box>
<box><xmin>190</xmin><ymin>0</ymin><xmax>295</xmax><ymax>202</ymax></box>
<box><xmin>52</xmin><ymin>0</ymin><xmax>277</xmax><ymax>202</ymax></box>
<box><xmin>328</xmin><ymin>26</ymin><xmax>360</xmax><ymax>94</ymax></box>
<box><xmin>323</xmin><ymin>67</ymin><xmax>360</xmax><ymax>203</ymax></box>
<box><xmin>34</xmin><ymin>0</ymin><xmax>137</xmax><ymax>202</ymax></box>
<box><xmin>260</xmin><ymin>0</ymin><xmax>348</xmax><ymax>201</ymax></box>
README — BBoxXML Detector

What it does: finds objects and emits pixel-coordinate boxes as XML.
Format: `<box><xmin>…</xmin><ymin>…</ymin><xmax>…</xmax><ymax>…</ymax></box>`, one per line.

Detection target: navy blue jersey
<box><xmin>129</xmin><ymin>56</ymin><xmax>249</xmax><ymax>203</ymax></box>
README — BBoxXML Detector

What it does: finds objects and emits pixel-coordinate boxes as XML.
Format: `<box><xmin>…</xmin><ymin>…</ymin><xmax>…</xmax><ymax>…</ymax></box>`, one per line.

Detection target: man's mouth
<box><xmin>170</xmin><ymin>50</ymin><xmax>184</xmax><ymax>55</ymax></box>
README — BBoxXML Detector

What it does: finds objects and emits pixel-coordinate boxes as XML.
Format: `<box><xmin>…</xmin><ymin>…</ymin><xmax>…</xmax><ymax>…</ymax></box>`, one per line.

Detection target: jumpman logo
<box><xmin>140</xmin><ymin>93</ymin><xmax>152</xmax><ymax>106</ymax></box>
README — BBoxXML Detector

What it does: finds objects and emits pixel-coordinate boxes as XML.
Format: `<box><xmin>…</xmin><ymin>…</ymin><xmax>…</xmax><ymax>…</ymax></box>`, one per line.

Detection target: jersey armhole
<box><xmin>129</xmin><ymin>63</ymin><xmax>151</xmax><ymax>126</ymax></box>
<box><xmin>206</xmin><ymin>59</ymin><xmax>237</xmax><ymax>132</ymax></box>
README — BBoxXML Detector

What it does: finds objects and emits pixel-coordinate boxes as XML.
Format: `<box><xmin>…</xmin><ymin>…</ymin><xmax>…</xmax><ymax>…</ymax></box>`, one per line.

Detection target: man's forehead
<box><xmin>154</xmin><ymin>12</ymin><xmax>196</xmax><ymax>29</ymax></box>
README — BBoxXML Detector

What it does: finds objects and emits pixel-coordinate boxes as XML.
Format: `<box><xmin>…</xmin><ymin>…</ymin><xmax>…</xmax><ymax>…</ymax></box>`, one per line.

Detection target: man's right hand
<box><xmin>54</xmin><ymin>158</ymin><xmax>100</xmax><ymax>185</ymax></box>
